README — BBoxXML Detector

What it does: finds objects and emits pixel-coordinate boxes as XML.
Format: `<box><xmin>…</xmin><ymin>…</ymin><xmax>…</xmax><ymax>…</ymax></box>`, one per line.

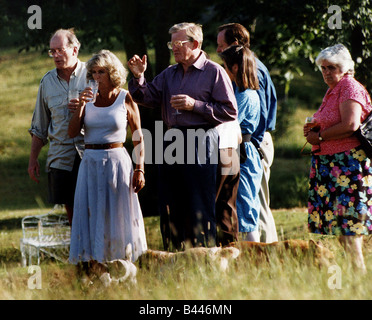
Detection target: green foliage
<box><xmin>4</xmin><ymin>0</ymin><xmax>371</xmax><ymax>94</ymax></box>
<box><xmin>211</xmin><ymin>0</ymin><xmax>372</xmax><ymax>94</ymax></box>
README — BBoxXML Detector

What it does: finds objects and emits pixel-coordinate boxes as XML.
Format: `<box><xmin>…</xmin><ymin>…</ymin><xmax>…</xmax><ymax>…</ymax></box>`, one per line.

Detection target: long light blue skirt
<box><xmin>69</xmin><ymin>147</ymin><xmax>147</xmax><ymax>263</ymax></box>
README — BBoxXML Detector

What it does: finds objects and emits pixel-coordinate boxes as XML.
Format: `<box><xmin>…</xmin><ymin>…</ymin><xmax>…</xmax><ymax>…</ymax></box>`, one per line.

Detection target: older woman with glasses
<box><xmin>304</xmin><ymin>44</ymin><xmax>372</xmax><ymax>271</ymax></box>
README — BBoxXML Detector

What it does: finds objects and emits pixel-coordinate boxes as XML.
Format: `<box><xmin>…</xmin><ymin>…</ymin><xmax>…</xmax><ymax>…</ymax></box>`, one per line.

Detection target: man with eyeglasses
<box><xmin>128</xmin><ymin>22</ymin><xmax>238</xmax><ymax>250</ymax></box>
<box><xmin>28</xmin><ymin>28</ymin><xmax>87</xmax><ymax>225</ymax></box>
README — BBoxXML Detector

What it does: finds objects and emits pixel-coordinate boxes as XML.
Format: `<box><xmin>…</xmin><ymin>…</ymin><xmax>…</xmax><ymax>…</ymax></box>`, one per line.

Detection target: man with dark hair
<box><xmin>28</xmin><ymin>29</ymin><xmax>87</xmax><ymax>225</ymax></box>
<box><xmin>217</xmin><ymin>23</ymin><xmax>278</xmax><ymax>243</ymax></box>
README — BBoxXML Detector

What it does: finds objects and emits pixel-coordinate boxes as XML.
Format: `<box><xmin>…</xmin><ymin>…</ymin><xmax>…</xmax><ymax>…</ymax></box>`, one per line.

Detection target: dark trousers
<box><xmin>159</xmin><ymin>127</ymin><xmax>218</xmax><ymax>250</ymax></box>
<box><xmin>215</xmin><ymin>148</ymin><xmax>240</xmax><ymax>246</ymax></box>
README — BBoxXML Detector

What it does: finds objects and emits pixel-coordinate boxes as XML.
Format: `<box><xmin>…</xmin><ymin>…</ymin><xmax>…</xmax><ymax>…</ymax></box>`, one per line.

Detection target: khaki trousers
<box><xmin>258</xmin><ymin>132</ymin><xmax>278</xmax><ymax>243</ymax></box>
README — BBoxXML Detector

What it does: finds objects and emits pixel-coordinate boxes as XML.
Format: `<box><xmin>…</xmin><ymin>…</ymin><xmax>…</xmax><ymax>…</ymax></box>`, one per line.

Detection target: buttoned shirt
<box><xmin>29</xmin><ymin>59</ymin><xmax>87</xmax><ymax>172</ymax></box>
<box><xmin>312</xmin><ymin>75</ymin><xmax>372</xmax><ymax>155</ymax></box>
<box><xmin>128</xmin><ymin>52</ymin><xmax>237</xmax><ymax>128</ymax></box>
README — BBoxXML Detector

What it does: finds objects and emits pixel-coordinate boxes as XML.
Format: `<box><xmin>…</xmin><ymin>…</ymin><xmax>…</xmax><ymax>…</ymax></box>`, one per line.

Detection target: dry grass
<box><xmin>1</xmin><ymin>208</ymin><xmax>372</xmax><ymax>300</ymax></box>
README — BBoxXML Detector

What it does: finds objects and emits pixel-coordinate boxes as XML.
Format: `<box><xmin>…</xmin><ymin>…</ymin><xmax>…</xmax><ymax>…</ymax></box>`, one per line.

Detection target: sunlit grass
<box><xmin>0</xmin><ymin>208</ymin><xmax>371</xmax><ymax>300</ymax></box>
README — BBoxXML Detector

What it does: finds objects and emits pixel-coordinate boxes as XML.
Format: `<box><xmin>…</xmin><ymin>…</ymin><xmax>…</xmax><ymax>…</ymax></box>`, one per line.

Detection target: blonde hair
<box><xmin>315</xmin><ymin>44</ymin><xmax>355</xmax><ymax>76</ymax></box>
<box><xmin>86</xmin><ymin>50</ymin><xmax>128</xmax><ymax>88</ymax></box>
<box><xmin>169</xmin><ymin>22</ymin><xmax>203</xmax><ymax>49</ymax></box>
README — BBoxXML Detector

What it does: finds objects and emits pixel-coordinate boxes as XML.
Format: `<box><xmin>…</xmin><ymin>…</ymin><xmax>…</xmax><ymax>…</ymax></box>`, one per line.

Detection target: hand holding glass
<box><xmin>67</xmin><ymin>88</ymin><xmax>80</xmax><ymax>113</ymax></box>
<box><xmin>88</xmin><ymin>80</ymin><xmax>99</xmax><ymax>103</ymax></box>
<box><xmin>170</xmin><ymin>95</ymin><xmax>182</xmax><ymax>115</ymax></box>
<box><xmin>305</xmin><ymin>117</ymin><xmax>320</xmax><ymax>131</ymax></box>
<box><xmin>68</xmin><ymin>88</ymin><xmax>80</xmax><ymax>102</ymax></box>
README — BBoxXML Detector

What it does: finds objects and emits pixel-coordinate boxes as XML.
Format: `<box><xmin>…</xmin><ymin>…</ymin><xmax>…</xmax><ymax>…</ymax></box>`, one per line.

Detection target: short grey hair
<box><xmin>86</xmin><ymin>50</ymin><xmax>128</xmax><ymax>88</ymax></box>
<box><xmin>51</xmin><ymin>28</ymin><xmax>81</xmax><ymax>51</ymax></box>
<box><xmin>169</xmin><ymin>22</ymin><xmax>203</xmax><ymax>49</ymax></box>
<box><xmin>315</xmin><ymin>44</ymin><xmax>355</xmax><ymax>75</ymax></box>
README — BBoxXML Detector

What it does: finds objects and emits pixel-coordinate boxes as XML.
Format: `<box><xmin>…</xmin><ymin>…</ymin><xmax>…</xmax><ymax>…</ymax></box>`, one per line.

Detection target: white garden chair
<box><xmin>20</xmin><ymin>205</ymin><xmax>71</xmax><ymax>266</ymax></box>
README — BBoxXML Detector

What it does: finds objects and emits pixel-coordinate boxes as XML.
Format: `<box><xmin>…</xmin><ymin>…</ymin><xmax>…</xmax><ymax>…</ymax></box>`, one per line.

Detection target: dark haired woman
<box><xmin>219</xmin><ymin>45</ymin><xmax>262</xmax><ymax>242</ymax></box>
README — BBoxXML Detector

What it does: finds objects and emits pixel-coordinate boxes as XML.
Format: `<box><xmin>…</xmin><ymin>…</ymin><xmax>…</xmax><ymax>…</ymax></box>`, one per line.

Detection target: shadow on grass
<box><xmin>0</xmin><ymin>217</ymin><xmax>24</xmax><ymax>231</ymax></box>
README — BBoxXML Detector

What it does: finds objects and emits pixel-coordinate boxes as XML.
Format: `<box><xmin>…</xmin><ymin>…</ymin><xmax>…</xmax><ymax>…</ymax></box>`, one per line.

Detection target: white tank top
<box><xmin>84</xmin><ymin>89</ymin><xmax>128</xmax><ymax>144</ymax></box>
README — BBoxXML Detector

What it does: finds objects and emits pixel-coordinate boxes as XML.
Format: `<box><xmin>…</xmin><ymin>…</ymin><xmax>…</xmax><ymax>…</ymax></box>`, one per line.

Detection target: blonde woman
<box><xmin>68</xmin><ymin>50</ymin><xmax>147</xmax><ymax>278</ymax></box>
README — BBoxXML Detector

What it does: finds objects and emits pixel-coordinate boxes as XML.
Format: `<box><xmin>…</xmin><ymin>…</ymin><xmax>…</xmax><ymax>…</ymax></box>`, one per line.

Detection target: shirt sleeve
<box><xmin>128</xmin><ymin>70</ymin><xmax>167</xmax><ymax>109</ymax></box>
<box><xmin>28</xmin><ymin>79</ymin><xmax>50</xmax><ymax>145</ymax></box>
<box><xmin>340</xmin><ymin>77</ymin><xmax>369</xmax><ymax>109</ymax></box>
<box><xmin>192</xmin><ymin>67</ymin><xmax>237</xmax><ymax>125</ymax></box>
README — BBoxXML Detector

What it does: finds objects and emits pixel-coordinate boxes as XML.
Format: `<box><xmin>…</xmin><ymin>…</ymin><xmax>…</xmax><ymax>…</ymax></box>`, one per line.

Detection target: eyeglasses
<box><xmin>167</xmin><ymin>40</ymin><xmax>191</xmax><ymax>50</ymax></box>
<box><xmin>48</xmin><ymin>47</ymin><xmax>70</xmax><ymax>57</ymax></box>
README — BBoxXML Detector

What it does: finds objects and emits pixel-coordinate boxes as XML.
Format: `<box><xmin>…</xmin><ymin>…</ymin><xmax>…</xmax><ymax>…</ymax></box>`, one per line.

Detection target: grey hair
<box><xmin>51</xmin><ymin>28</ymin><xmax>81</xmax><ymax>51</ymax></box>
<box><xmin>315</xmin><ymin>44</ymin><xmax>355</xmax><ymax>75</ymax></box>
<box><xmin>169</xmin><ymin>22</ymin><xmax>203</xmax><ymax>49</ymax></box>
<box><xmin>86</xmin><ymin>50</ymin><xmax>128</xmax><ymax>88</ymax></box>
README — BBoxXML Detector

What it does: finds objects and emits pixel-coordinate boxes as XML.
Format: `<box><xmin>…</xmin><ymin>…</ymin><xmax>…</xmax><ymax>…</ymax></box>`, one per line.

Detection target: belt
<box><xmin>242</xmin><ymin>134</ymin><xmax>251</xmax><ymax>143</ymax></box>
<box><xmin>85</xmin><ymin>142</ymin><xmax>124</xmax><ymax>150</ymax></box>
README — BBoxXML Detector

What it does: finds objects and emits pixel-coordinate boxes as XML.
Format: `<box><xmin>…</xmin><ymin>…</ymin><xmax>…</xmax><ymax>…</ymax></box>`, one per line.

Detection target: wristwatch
<box><xmin>318</xmin><ymin>132</ymin><xmax>323</xmax><ymax>141</ymax></box>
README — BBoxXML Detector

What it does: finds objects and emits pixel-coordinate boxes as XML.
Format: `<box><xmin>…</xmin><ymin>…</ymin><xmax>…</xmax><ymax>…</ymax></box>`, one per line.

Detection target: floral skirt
<box><xmin>308</xmin><ymin>146</ymin><xmax>372</xmax><ymax>236</ymax></box>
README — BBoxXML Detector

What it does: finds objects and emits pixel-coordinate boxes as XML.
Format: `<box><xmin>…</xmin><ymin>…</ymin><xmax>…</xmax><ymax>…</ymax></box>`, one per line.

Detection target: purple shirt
<box><xmin>128</xmin><ymin>52</ymin><xmax>238</xmax><ymax>128</ymax></box>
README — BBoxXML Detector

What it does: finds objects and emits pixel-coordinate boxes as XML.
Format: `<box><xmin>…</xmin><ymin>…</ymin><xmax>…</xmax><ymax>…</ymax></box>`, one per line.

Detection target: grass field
<box><xmin>1</xmin><ymin>48</ymin><xmax>371</xmax><ymax>300</ymax></box>
<box><xmin>1</xmin><ymin>207</ymin><xmax>372</xmax><ymax>300</ymax></box>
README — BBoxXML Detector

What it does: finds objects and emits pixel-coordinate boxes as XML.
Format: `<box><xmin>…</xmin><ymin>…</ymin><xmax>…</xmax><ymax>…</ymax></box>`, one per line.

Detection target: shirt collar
<box><xmin>53</xmin><ymin>59</ymin><xmax>82</xmax><ymax>79</ymax></box>
<box><xmin>326</xmin><ymin>74</ymin><xmax>352</xmax><ymax>96</ymax></box>
<box><xmin>173</xmin><ymin>51</ymin><xmax>207</xmax><ymax>71</ymax></box>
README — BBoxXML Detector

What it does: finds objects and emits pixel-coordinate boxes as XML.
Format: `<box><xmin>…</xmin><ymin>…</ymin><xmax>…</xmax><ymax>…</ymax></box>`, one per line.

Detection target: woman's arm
<box><xmin>126</xmin><ymin>92</ymin><xmax>145</xmax><ymax>193</ymax></box>
<box><xmin>68</xmin><ymin>87</ymin><xmax>92</xmax><ymax>138</ymax></box>
<box><xmin>68</xmin><ymin>101</ymin><xmax>85</xmax><ymax>138</ymax></box>
<box><xmin>306</xmin><ymin>99</ymin><xmax>362</xmax><ymax>145</ymax></box>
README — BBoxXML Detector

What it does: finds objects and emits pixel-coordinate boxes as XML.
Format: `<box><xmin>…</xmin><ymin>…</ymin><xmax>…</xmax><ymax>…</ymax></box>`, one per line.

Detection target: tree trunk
<box><xmin>153</xmin><ymin>0</ymin><xmax>174</xmax><ymax>74</ymax></box>
<box><xmin>115</xmin><ymin>0</ymin><xmax>153</xmax><ymax>80</ymax></box>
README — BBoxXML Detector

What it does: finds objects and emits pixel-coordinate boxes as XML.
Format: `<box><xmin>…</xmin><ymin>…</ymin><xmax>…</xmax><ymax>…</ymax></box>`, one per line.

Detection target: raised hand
<box><xmin>127</xmin><ymin>55</ymin><xmax>147</xmax><ymax>78</ymax></box>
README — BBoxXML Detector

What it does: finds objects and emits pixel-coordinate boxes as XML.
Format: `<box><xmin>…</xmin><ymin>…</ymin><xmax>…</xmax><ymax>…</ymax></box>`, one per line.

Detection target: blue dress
<box><xmin>235</xmin><ymin>85</ymin><xmax>263</xmax><ymax>232</ymax></box>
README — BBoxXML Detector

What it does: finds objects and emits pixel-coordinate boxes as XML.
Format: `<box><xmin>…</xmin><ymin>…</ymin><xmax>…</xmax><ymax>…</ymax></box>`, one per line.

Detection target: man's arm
<box><xmin>192</xmin><ymin>66</ymin><xmax>238</xmax><ymax>125</ymax></box>
<box><xmin>28</xmin><ymin>135</ymin><xmax>44</xmax><ymax>183</ymax></box>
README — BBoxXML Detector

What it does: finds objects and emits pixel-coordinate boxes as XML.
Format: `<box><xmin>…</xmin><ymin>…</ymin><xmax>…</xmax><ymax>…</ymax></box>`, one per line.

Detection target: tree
<box><xmin>211</xmin><ymin>0</ymin><xmax>372</xmax><ymax>94</ymax></box>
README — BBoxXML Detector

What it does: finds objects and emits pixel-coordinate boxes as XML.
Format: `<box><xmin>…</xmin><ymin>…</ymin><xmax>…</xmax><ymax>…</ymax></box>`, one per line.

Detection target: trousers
<box><xmin>159</xmin><ymin>127</ymin><xmax>218</xmax><ymax>250</ymax></box>
<box><xmin>258</xmin><ymin>132</ymin><xmax>278</xmax><ymax>243</ymax></box>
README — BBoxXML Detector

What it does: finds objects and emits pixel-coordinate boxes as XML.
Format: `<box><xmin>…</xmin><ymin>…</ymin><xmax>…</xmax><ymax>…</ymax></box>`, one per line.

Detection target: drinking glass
<box><xmin>68</xmin><ymin>88</ymin><xmax>79</xmax><ymax>102</ymax></box>
<box><xmin>305</xmin><ymin>116</ymin><xmax>320</xmax><ymax>131</ymax></box>
<box><xmin>171</xmin><ymin>95</ymin><xmax>182</xmax><ymax>115</ymax></box>
<box><xmin>88</xmin><ymin>80</ymin><xmax>99</xmax><ymax>103</ymax></box>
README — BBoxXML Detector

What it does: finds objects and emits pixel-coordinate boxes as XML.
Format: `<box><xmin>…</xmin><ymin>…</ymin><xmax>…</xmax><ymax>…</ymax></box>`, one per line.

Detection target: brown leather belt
<box><xmin>85</xmin><ymin>142</ymin><xmax>124</xmax><ymax>150</ymax></box>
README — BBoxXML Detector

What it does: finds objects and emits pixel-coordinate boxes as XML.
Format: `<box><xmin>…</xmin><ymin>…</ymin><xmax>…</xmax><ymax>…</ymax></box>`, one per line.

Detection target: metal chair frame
<box><xmin>20</xmin><ymin>206</ymin><xmax>70</xmax><ymax>266</ymax></box>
